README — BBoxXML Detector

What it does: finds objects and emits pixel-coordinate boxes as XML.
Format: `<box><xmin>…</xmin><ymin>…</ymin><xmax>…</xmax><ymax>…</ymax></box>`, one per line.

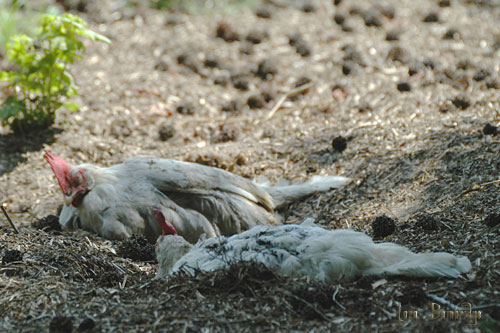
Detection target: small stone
<box><xmin>451</xmin><ymin>96</ymin><xmax>470</xmax><ymax>110</ymax></box>
<box><xmin>222</xmin><ymin>100</ymin><xmax>240</xmax><ymax>112</ymax></box>
<box><xmin>247</xmin><ymin>95</ymin><xmax>265</xmax><ymax>109</ymax></box>
<box><xmin>342</xmin><ymin>62</ymin><xmax>353</xmax><ymax>75</ymax></box>
<box><xmin>289</xmin><ymin>33</ymin><xmax>311</xmax><ymax>57</ymax></box>
<box><xmin>473</xmin><ymin>69</ymin><xmax>490</xmax><ymax>82</ymax></box>
<box><xmin>246</xmin><ymin>30</ymin><xmax>268</xmax><ymax>44</ymax></box>
<box><xmin>177</xmin><ymin>53</ymin><xmax>198</xmax><ymax>73</ymax></box>
<box><xmin>386</xmin><ymin>30</ymin><xmax>400</xmax><ymax>41</ymax></box>
<box><xmin>214</xmin><ymin>75</ymin><xmax>229</xmax><ymax>86</ymax></box>
<box><xmin>203</xmin><ymin>55</ymin><xmax>219</xmax><ymax>68</ymax></box>
<box><xmin>442</xmin><ymin>28</ymin><xmax>460</xmax><ymax>40</ymax></box>
<box><xmin>232</xmin><ymin>74</ymin><xmax>250</xmax><ymax>91</ymax></box>
<box><xmin>387</xmin><ymin>46</ymin><xmax>408</xmax><ymax>64</ymax></box>
<box><xmin>438</xmin><ymin>0</ymin><xmax>451</xmax><ymax>7</ymax></box>
<box><xmin>176</xmin><ymin>102</ymin><xmax>195</xmax><ymax>115</ymax></box>
<box><xmin>333</xmin><ymin>13</ymin><xmax>346</xmax><ymax>25</ymax></box>
<box><xmin>372</xmin><ymin>215</ymin><xmax>396</xmax><ymax>239</ymax></box>
<box><xmin>158</xmin><ymin>124</ymin><xmax>175</xmax><ymax>141</ymax></box>
<box><xmin>301</xmin><ymin>2</ymin><xmax>315</xmax><ymax>13</ymax></box>
<box><xmin>255</xmin><ymin>5</ymin><xmax>272</xmax><ymax>19</ymax></box>
<box><xmin>483</xmin><ymin>123</ymin><xmax>498</xmax><ymax>136</ymax></box>
<box><xmin>363</xmin><ymin>10</ymin><xmax>383</xmax><ymax>27</ymax></box>
<box><xmin>212</xmin><ymin>124</ymin><xmax>239</xmax><ymax>143</ymax></box>
<box><xmin>423</xmin><ymin>12</ymin><xmax>439</xmax><ymax>23</ymax></box>
<box><xmin>486</xmin><ymin>78</ymin><xmax>500</xmax><ymax>89</ymax></box>
<box><xmin>154</xmin><ymin>59</ymin><xmax>169</xmax><ymax>71</ymax></box>
<box><xmin>397</xmin><ymin>81</ymin><xmax>411</xmax><ymax>92</ymax></box>
<box><xmin>216</xmin><ymin>23</ymin><xmax>240</xmax><ymax>42</ymax></box>
<box><xmin>332</xmin><ymin>136</ymin><xmax>347</xmax><ymax>152</ymax></box>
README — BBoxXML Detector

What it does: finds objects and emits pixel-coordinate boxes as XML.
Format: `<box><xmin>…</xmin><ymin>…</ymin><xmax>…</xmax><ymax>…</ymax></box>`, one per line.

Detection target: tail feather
<box><xmin>366</xmin><ymin>244</ymin><xmax>472</xmax><ymax>278</ymax></box>
<box><xmin>263</xmin><ymin>176</ymin><xmax>351</xmax><ymax>208</ymax></box>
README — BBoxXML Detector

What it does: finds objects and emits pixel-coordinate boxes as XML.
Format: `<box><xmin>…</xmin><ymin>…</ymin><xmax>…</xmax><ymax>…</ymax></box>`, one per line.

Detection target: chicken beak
<box><xmin>64</xmin><ymin>193</ymin><xmax>75</xmax><ymax>206</ymax></box>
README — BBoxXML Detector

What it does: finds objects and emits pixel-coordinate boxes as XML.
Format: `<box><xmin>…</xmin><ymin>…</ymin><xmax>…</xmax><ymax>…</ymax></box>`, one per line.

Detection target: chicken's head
<box><xmin>44</xmin><ymin>150</ymin><xmax>89</xmax><ymax>207</ymax></box>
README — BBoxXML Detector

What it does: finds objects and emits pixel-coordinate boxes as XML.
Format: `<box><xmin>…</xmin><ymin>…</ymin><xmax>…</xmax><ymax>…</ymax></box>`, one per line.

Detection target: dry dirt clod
<box><xmin>332</xmin><ymin>136</ymin><xmax>347</xmax><ymax>152</ymax></box>
<box><xmin>397</xmin><ymin>285</ymin><xmax>427</xmax><ymax>306</ymax></box>
<box><xmin>49</xmin><ymin>316</ymin><xmax>73</xmax><ymax>333</ymax></box>
<box><xmin>397</xmin><ymin>81</ymin><xmax>411</xmax><ymax>92</ymax></box>
<box><xmin>117</xmin><ymin>234</ymin><xmax>155</xmax><ymax>262</ymax></box>
<box><xmin>483</xmin><ymin>213</ymin><xmax>500</xmax><ymax>227</ymax></box>
<box><xmin>77</xmin><ymin>318</ymin><xmax>96</xmax><ymax>332</ymax></box>
<box><xmin>483</xmin><ymin>123</ymin><xmax>498</xmax><ymax>136</ymax></box>
<box><xmin>32</xmin><ymin>215</ymin><xmax>61</xmax><ymax>232</ymax></box>
<box><xmin>372</xmin><ymin>215</ymin><xmax>396</xmax><ymax>239</ymax></box>
<box><xmin>2</xmin><ymin>249</ymin><xmax>23</xmax><ymax>265</ymax></box>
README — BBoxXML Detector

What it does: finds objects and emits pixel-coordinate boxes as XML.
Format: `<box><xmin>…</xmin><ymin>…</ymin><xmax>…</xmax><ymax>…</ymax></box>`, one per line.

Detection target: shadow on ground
<box><xmin>0</xmin><ymin>128</ymin><xmax>61</xmax><ymax>176</ymax></box>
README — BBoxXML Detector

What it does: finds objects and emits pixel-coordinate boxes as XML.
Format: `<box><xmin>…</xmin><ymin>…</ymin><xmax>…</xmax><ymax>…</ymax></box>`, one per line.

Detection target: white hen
<box><xmin>45</xmin><ymin>150</ymin><xmax>349</xmax><ymax>243</ymax></box>
<box><xmin>154</xmin><ymin>211</ymin><xmax>471</xmax><ymax>282</ymax></box>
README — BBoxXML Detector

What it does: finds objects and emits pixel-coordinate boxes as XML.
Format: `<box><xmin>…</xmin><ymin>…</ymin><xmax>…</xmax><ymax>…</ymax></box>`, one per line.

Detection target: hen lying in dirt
<box><xmin>154</xmin><ymin>210</ymin><xmax>471</xmax><ymax>282</ymax></box>
<box><xmin>45</xmin><ymin>150</ymin><xmax>350</xmax><ymax>243</ymax></box>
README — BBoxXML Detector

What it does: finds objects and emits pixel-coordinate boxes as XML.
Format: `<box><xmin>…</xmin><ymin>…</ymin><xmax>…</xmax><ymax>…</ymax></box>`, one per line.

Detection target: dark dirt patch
<box><xmin>117</xmin><ymin>234</ymin><xmax>156</xmax><ymax>262</ymax></box>
<box><xmin>32</xmin><ymin>214</ymin><xmax>61</xmax><ymax>232</ymax></box>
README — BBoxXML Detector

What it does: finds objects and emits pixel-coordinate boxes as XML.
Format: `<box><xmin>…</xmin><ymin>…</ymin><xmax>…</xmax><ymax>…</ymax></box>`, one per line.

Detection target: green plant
<box><xmin>0</xmin><ymin>12</ymin><xmax>110</xmax><ymax>134</ymax></box>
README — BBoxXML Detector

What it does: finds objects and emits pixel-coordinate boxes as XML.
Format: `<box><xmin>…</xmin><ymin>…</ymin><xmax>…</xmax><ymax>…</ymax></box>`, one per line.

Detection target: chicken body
<box><xmin>155</xmin><ymin>219</ymin><xmax>471</xmax><ymax>282</ymax></box>
<box><xmin>46</xmin><ymin>151</ymin><xmax>349</xmax><ymax>243</ymax></box>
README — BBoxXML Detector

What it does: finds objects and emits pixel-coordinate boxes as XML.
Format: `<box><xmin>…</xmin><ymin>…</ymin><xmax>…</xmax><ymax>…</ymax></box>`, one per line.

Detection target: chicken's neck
<box><xmin>156</xmin><ymin>235</ymin><xmax>193</xmax><ymax>278</ymax></box>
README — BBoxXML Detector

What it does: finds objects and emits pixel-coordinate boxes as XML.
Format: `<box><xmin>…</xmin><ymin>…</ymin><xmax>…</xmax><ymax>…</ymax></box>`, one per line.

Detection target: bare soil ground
<box><xmin>1</xmin><ymin>0</ymin><xmax>500</xmax><ymax>331</ymax></box>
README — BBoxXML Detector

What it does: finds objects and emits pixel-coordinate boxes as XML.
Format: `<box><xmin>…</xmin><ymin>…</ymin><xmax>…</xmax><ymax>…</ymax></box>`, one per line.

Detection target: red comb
<box><xmin>154</xmin><ymin>209</ymin><xmax>177</xmax><ymax>235</ymax></box>
<box><xmin>44</xmin><ymin>150</ymin><xmax>71</xmax><ymax>194</ymax></box>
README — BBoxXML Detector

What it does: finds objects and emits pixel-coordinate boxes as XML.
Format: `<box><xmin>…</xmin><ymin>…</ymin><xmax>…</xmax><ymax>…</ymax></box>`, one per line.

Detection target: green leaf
<box><xmin>63</xmin><ymin>102</ymin><xmax>80</xmax><ymax>111</ymax></box>
<box><xmin>0</xmin><ymin>96</ymin><xmax>25</xmax><ymax>120</ymax></box>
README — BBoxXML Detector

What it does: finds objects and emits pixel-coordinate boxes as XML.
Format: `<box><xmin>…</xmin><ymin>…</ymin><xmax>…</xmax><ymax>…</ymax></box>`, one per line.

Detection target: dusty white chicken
<box><xmin>154</xmin><ymin>210</ymin><xmax>472</xmax><ymax>282</ymax></box>
<box><xmin>45</xmin><ymin>150</ymin><xmax>350</xmax><ymax>243</ymax></box>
